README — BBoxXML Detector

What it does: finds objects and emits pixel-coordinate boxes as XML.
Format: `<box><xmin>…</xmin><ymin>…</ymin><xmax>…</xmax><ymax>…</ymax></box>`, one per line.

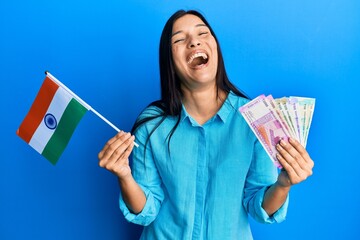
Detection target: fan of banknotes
<box><xmin>239</xmin><ymin>95</ymin><xmax>315</xmax><ymax>168</ymax></box>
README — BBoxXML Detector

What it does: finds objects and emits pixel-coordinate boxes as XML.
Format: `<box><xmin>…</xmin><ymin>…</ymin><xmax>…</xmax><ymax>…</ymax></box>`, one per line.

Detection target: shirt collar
<box><xmin>217</xmin><ymin>91</ymin><xmax>237</xmax><ymax>123</ymax></box>
<box><xmin>180</xmin><ymin>91</ymin><xmax>237</xmax><ymax>124</ymax></box>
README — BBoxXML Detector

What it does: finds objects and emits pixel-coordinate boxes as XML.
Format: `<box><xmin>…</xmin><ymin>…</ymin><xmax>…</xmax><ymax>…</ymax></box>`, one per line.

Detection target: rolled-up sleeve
<box><xmin>119</xmin><ymin>184</ymin><xmax>163</xmax><ymax>226</ymax></box>
<box><xmin>118</xmin><ymin>121</ymin><xmax>164</xmax><ymax>226</ymax></box>
<box><xmin>243</xmin><ymin>140</ymin><xmax>289</xmax><ymax>224</ymax></box>
<box><xmin>250</xmin><ymin>185</ymin><xmax>289</xmax><ymax>223</ymax></box>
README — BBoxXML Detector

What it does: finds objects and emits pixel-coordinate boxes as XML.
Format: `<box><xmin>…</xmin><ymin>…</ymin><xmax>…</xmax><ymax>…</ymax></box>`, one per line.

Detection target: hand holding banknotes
<box><xmin>261</xmin><ymin>137</ymin><xmax>314</xmax><ymax>216</ymax></box>
<box><xmin>240</xmin><ymin>94</ymin><xmax>315</xmax><ymax>215</ymax></box>
<box><xmin>275</xmin><ymin>137</ymin><xmax>314</xmax><ymax>187</ymax></box>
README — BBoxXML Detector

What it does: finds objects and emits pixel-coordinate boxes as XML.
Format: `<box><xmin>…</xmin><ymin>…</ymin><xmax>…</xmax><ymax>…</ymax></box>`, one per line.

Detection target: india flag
<box><xmin>17</xmin><ymin>75</ymin><xmax>89</xmax><ymax>165</ymax></box>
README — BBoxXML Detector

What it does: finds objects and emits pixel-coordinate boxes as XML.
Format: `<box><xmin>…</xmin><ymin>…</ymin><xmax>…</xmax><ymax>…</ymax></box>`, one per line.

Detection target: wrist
<box><xmin>274</xmin><ymin>181</ymin><xmax>291</xmax><ymax>191</ymax></box>
<box><xmin>118</xmin><ymin>174</ymin><xmax>134</xmax><ymax>186</ymax></box>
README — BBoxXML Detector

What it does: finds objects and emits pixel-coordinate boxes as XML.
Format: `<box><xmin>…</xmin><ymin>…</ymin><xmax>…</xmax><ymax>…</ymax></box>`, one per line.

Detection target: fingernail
<box><xmin>280</xmin><ymin>140</ymin><xmax>287</xmax><ymax>146</ymax></box>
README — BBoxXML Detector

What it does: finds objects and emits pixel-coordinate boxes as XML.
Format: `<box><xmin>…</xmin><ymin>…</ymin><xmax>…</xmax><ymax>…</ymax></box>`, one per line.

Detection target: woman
<box><xmin>98</xmin><ymin>10</ymin><xmax>314</xmax><ymax>240</ymax></box>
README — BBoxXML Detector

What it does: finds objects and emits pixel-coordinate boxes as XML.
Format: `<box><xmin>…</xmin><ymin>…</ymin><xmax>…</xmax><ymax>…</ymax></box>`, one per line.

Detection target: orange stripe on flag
<box><xmin>17</xmin><ymin>77</ymin><xmax>59</xmax><ymax>143</ymax></box>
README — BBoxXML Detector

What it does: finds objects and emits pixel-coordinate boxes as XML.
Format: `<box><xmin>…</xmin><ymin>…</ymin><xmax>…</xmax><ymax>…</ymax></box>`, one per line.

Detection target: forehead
<box><xmin>172</xmin><ymin>14</ymin><xmax>207</xmax><ymax>33</ymax></box>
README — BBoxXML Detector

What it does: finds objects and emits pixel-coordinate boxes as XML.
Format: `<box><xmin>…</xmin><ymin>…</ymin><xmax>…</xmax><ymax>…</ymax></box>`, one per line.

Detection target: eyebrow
<box><xmin>171</xmin><ymin>23</ymin><xmax>208</xmax><ymax>38</ymax></box>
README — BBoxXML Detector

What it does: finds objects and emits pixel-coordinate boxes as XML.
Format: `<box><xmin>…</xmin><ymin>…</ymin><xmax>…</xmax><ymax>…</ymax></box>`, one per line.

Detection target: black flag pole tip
<box><xmin>44</xmin><ymin>70</ymin><xmax>49</xmax><ymax>75</ymax></box>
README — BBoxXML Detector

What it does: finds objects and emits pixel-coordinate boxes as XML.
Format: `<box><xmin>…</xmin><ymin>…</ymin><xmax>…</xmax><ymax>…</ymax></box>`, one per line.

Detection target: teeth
<box><xmin>187</xmin><ymin>52</ymin><xmax>208</xmax><ymax>64</ymax></box>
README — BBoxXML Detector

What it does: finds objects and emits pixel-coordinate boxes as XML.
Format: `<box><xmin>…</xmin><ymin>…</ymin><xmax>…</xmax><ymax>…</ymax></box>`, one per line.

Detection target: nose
<box><xmin>188</xmin><ymin>37</ymin><xmax>201</xmax><ymax>48</ymax></box>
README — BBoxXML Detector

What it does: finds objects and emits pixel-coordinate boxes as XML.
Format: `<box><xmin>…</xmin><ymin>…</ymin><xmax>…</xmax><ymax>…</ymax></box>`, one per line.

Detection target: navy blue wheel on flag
<box><xmin>44</xmin><ymin>113</ymin><xmax>57</xmax><ymax>130</ymax></box>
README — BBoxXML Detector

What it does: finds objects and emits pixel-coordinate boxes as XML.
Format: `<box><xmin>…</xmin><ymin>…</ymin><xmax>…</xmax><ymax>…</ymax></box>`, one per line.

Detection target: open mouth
<box><xmin>187</xmin><ymin>52</ymin><xmax>209</xmax><ymax>68</ymax></box>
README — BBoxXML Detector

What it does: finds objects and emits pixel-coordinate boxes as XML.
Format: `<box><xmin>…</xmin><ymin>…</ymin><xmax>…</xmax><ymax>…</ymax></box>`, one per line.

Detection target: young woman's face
<box><xmin>171</xmin><ymin>14</ymin><xmax>218</xmax><ymax>90</ymax></box>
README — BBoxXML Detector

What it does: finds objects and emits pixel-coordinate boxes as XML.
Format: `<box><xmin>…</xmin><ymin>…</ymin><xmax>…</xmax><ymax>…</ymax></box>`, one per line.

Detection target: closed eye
<box><xmin>173</xmin><ymin>39</ymin><xmax>185</xmax><ymax>44</ymax></box>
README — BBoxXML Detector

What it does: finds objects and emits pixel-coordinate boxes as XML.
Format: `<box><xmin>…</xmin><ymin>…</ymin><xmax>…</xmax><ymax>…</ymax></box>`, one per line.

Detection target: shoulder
<box><xmin>139</xmin><ymin>106</ymin><xmax>163</xmax><ymax>120</ymax></box>
<box><xmin>137</xmin><ymin>100</ymin><xmax>165</xmax><ymax>120</ymax></box>
<box><xmin>227</xmin><ymin>91</ymin><xmax>251</xmax><ymax>109</ymax></box>
<box><xmin>132</xmin><ymin>101</ymin><xmax>167</xmax><ymax>135</ymax></box>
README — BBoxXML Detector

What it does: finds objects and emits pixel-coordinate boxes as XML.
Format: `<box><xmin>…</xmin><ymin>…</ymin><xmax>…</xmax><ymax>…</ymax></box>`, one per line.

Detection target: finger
<box><xmin>288</xmin><ymin>138</ymin><xmax>312</xmax><ymax>163</ymax></box>
<box><xmin>109</xmin><ymin>130</ymin><xmax>126</xmax><ymax>144</ymax></box>
<box><xmin>98</xmin><ymin>131</ymin><xmax>126</xmax><ymax>159</ymax></box>
<box><xmin>104</xmin><ymin>131</ymin><xmax>128</xmax><ymax>151</ymax></box>
<box><xmin>276</xmin><ymin>153</ymin><xmax>309</xmax><ymax>184</ymax></box>
<box><xmin>111</xmin><ymin>132</ymin><xmax>133</xmax><ymax>154</ymax></box>
<box><xmin>100</xmin><ymin>135</ymin><xmax>135</xmax><ymax>170</ymax></box>
<box><xmin>279</xmin><ymin>140</ymin><xmax>306</xmax><ymax>164</ymax></box>
<box><xmin>276</xmin><ymin>142</ymin><xmax>305</xmax><ymax>178</ymax></box>
<box><xmin>286</xmin><ymin>138</ymin><xmax>314</xmax><ymax>172</ymax></box>
<box><xmin>276</xmin><ymin>142</ymin><xmax>313</xmax><ymax>183</ymax></box>
<box><xmin>120</xmin><ymin>136</ymin><xmax>135</xmax><ymax>160</ymax></box>
<box><xmin>276</xmin><ymin>141</ymin><xmax>303</xmax><ymax>168</ymax></box>
<box><xmin>276</xmin><ymin>153</ymin><xmax>298</xmax><ymax>184</ymax></box>
<box><xmin>99</xmin><ymin>132</ymin><xmax>131</xmax><ymax>167</ymax></box>
<box><xmin>108</xmin><ymin>133</ymin><xmax>134</xmax><ymax>163</ymax></box>
<box><xmin>103</xmin><ymin>131</ymin><xmax>131</xmax><ymax>158</ymax></box>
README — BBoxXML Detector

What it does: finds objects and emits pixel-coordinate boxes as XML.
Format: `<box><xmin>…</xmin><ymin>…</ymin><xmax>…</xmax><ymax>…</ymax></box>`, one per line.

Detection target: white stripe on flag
<box><xmin>29</xmin><ymin>87</ymin><xmax>72</xmax><ymax>154</ymax></box>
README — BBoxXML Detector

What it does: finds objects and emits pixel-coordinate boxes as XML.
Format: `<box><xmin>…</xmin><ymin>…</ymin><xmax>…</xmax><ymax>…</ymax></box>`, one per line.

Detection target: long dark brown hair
<box><xmin>131</xmin><ymin>10</ymin><xmax>248</xmax><ymax>150</ymax></box>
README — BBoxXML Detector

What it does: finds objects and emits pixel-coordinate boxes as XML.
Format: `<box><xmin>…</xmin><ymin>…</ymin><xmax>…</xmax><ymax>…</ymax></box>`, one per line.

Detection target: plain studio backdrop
<box><xmin>1</xmin><ymin>0</ymin><xmax>359</xmax><ymax>239</ymax></box>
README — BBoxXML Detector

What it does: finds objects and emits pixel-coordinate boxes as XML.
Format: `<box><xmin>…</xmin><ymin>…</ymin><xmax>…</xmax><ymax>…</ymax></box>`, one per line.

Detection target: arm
<box><xmin>262</xmin><ymin>137</ymin><xmax>314</xmax><ymax>216</ymax></box>
<box><xmin>118</xmin><ymin>175</ymin><xmax>146</xmax><ymax>214</ymax></box>
<box><xmin>262</xmin><ymin>181</ymin><xmax>290</xmax><ymax>216</ymax></box>
<box><xmin>98</xmin><ymin>131</ymin><xmax>146</xmax><ymax>214</ymax></box>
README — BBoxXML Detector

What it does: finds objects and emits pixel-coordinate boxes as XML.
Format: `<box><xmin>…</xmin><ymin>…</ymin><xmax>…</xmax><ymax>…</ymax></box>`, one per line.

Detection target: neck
<box><xmin>182</xmin><ymin>85</ymin><xmax>226</xmax><ymax>125</ymax></box>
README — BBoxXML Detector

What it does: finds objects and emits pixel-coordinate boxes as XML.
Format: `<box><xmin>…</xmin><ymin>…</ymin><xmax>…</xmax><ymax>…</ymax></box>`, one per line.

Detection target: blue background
<box><xmin>1</xmin><ymin>0</ymin><xmax>359</xmax><ymax>239</ymax></box>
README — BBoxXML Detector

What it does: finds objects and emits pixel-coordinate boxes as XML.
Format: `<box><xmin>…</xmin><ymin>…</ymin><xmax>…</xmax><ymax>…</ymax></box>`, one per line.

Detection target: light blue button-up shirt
<box><xmin>119</xmin><ymin>92</ymin><xmax>288</xmax><ymax>240</ymax></box>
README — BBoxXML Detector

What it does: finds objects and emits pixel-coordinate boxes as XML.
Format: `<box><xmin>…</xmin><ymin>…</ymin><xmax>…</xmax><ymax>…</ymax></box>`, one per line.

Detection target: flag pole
<box><xmin>45</xmin><ymin>71</ymin><xmax>139</xmax><ymax>147</ymax></box>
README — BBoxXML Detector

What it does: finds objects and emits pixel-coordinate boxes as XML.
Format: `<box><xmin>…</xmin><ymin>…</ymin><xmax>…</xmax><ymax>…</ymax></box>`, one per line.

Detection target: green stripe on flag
<box><xmin>42</xmin><ymin>98</ymin><xmax>87</xmax><ymax>165</ymax></box>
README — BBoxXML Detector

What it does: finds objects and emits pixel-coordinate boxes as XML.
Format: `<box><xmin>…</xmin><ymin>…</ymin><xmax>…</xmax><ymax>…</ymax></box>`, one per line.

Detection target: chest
<box><xmin>149</xmin><ymin>115</ymin><xmax>255</xmax><ymax>188</ymax></box>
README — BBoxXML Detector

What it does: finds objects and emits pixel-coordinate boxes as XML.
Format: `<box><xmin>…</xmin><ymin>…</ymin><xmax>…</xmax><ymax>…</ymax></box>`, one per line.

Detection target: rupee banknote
<box><xmin>239</xmin><ymin>95</ymin><xmax>315</xmax><ymax>168</ymax></box>
<box><xmin>275</xmin><ymin>96</ymin><xmax>315</xmax><ymax>147</ymax></box>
